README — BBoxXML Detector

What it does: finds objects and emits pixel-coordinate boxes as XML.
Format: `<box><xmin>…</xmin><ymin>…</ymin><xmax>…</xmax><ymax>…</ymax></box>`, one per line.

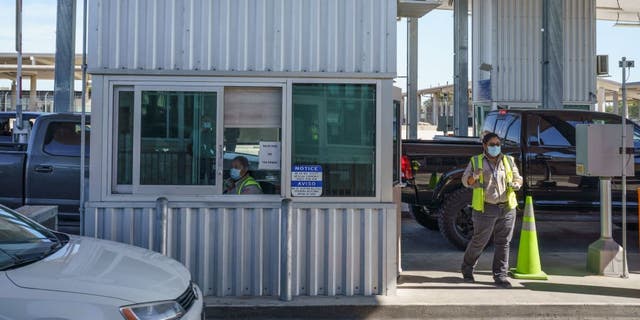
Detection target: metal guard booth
<box><xmin>86</xmin><ymin>0</ymin><xmax>398</xmax><ymax>297</ymax></box>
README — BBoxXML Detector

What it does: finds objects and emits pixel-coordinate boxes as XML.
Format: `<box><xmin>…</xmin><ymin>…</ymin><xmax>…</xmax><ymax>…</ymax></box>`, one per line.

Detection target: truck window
<box><xmin>43</xmin><ymin>122</ymin><xmax>91</xmax><ymax>157</ymax></box>
<box><xmin>482</xmin><ymin>114</ymin><xmax>497</xmax><ymax>135</ymax></box>
<box><xmin>505</xmin><ymin>118</ymin><xmax>521</xmax><ymax>144</ymax></box>
<box><xmin>494</xmin><ymin>114</ymin><xmax>515</xmax><ymax>138</ymax></box>
<box><xmin>531</xmin><ymin>116</ymin><xmax>573</xmax><ymax>147</ymax></box>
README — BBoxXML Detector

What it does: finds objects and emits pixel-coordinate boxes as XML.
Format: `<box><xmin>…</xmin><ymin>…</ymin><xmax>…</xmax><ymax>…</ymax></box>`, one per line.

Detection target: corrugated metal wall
<box><xmin>563</xmin><ymin>0</ymin><xmax>596</xmax><ymax>104</ymax></box>
<box><xmin>473</xmin><ymin>0</ymin><xmax>596</xmax><ymax>106</ymax></box>
<box><xmin>85</xmin><ymin>202</ymin><xmax>397</xmax><ymax>297</ymax></box>
<box><xmin>290</xmin><ymin>206</ymin><xmax>394</xmax><ymax>296</ymax></box>
<box><xmin>494</xmin><ymin>0</ymin><xmax>542</xmax><ymax>103</ymax></box>
<box><xmin>88</xmin><ymin>0</ymin><xmax>396</xmax><ymax>75</ymax></box>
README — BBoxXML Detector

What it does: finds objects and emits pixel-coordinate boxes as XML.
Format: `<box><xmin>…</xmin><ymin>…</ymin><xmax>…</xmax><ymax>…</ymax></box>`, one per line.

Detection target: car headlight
<box><xmin>120</xmin><ymin>301</ymin><xmax>185</xmax><ymax>320</ymax></box>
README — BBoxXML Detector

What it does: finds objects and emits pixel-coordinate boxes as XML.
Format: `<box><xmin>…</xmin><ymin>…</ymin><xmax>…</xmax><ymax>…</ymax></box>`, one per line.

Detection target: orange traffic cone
<box><xmin>511</xmin><ymin>196</ymin><xmax>548</xmax><ymax>280</ymax></box>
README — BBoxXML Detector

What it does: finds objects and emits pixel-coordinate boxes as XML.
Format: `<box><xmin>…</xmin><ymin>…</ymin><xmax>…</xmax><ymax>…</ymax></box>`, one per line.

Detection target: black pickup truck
<box><xmin>0</xmin><ymin>113</ymin><xmax>89</xmax><ymax>233</ymax></box>
<box><xmin>402</xmin><ymin>109</ymin><xmax>640</xmax><ymax>249</ymax></box>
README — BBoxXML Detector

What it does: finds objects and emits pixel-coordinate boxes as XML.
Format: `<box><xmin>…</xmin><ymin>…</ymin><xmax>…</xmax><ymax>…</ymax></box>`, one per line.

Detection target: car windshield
<box><xmin>0</xmin><ymin>205</ymin><xmax>65</xmax><ymax>271</ymax></box>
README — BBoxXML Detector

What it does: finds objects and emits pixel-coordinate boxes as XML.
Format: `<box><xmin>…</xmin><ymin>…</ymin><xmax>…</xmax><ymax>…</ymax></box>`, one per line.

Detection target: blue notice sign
<box><xmin>291</xmin><ymin>165</ymin><xmax>323</xmax><ymax>197</ymax></box>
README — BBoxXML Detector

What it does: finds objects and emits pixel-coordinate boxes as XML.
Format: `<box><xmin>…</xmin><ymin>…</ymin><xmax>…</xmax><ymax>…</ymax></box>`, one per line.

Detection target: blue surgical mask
<box><xmin>230</xmin><ymin>168</ymin><xmax>242</xmax><ymax>180</ymax></box>
<box><xmin>487</xmin><ymin>146</ymin><xmax>501</xmax><ymax>157</ymax></box>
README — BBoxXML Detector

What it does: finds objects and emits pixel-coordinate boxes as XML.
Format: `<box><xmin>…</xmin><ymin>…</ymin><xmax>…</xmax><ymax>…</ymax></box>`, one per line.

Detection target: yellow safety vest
<box><xmin>470</xmin><ymin>154</ymin><xmax>518</xmax><ymax>212</ymax></box>
<box><xmin>237</xmin><ymin>176</ymin><xmax>262</xmax><ymax>195</ymax></box>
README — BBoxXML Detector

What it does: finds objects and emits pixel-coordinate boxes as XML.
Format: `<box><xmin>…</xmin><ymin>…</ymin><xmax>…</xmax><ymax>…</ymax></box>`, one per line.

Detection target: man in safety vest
<box><xmin>224</xmin><ymin>156</ymin><xmax>263</xmax><ymax>195</ymax></box>
<box><xmin>461</xmin><ymin>132</ymin><xmax>523</xmax><ymax>288</ymax></box>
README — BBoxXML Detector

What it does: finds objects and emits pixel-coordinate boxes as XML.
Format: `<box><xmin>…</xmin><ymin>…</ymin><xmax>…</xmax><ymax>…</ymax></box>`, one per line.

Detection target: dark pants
<box><xmin>461</xmin><ymin>203</ymin><xmax>516</xmax><ymax>280</ymax></box>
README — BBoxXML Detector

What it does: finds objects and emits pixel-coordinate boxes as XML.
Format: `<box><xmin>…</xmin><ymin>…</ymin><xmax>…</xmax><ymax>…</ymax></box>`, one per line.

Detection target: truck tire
<box><xmin>410</xmin><ymin>205</ymin><xmax>439</xmax><ymax>231</ymax></box>
<box><xmin>437</xmin><ymin>188</ymin><xmax>474</xmax><ymax>250</ymax></box>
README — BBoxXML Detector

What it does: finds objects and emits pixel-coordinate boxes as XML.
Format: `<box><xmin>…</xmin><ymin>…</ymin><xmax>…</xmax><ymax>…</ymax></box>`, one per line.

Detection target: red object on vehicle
<box><xmin>401</xmin><ymin>155</ymin><xmax>414</xmax><ymax>180</ymax></box>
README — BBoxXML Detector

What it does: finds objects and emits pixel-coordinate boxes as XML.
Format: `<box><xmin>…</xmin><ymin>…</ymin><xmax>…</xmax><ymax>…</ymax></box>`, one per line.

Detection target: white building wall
<box><xmin>88</xmin><ymin>0</ymin><xmax>396</xmax><ymax>75</ymax></box>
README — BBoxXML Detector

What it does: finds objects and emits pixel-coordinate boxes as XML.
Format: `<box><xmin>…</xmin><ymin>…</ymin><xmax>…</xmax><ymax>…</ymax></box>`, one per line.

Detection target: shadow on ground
<box><xmin>521</xmin><ymin>282</ymin><xmax>640</xmax><ymax>299</ymax></box>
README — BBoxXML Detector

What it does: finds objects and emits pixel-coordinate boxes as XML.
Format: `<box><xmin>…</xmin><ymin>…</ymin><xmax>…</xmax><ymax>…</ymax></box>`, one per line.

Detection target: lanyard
<box><xmin>485</xmin><ymin>157</ymin><xmax>500</xmax><ymax>181</ymax></box>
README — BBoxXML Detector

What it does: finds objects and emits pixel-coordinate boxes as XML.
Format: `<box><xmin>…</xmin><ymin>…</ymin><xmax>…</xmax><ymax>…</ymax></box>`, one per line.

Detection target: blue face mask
<box><xmin>487</xmin><ymin>146</ymin><xmax>501</xmax><ymax>157</ymax></box>
<box><xmin>230</xmin><ymin>168</ymin><xmax>242</xmax><ymax>180</ymax></box>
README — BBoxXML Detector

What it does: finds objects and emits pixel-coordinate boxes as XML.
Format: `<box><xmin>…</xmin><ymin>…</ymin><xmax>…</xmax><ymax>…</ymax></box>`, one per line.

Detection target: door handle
<box><xmin>34</xmin><ymin>165</ymin><xmax>53</xmax><ymax>173</ymax></box>
<box><xmin>535</xmin><ymin>155</ymin><xmax>552</xmax><ymax>160</ymax></box>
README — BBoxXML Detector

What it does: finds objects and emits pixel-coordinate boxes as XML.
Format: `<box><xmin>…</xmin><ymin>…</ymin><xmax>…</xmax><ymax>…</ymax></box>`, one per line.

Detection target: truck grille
<box><xmin>176</xmin><ymin>282</ymin><xmax>197</xmax><ymax>312</ymax></box>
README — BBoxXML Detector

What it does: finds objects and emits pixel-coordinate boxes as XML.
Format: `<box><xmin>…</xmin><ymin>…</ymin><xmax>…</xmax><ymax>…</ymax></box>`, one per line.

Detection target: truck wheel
<box><xmin>438</xmin><ymin>188</ymin><xmax>474</xmax><ymax>250</ymax></box>
<box><xmin>410</xmin><ymin>205</ymin><xmax>439</xmax><ymax>231</ymax></box>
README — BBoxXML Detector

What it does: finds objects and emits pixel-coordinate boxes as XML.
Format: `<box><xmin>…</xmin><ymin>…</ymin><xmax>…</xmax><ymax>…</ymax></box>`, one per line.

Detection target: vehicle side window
<box><xmin>482</xmin><ymin>114</ymin><xmax>497</xmax><ymax>134</ymax></box>
<box><xmin>538</xmin><ymin>116</ymin><xmax>573</xmax><ymax>147</ymax></box>
<box><xmin>526</xmin><ymin>115</ymin><xmax>573</xmax><ymax>147</ymax></box>
<box><xmin>0</xmin><ymin>117</ymin><xmax>11</xmax><ymax>143</ymax></box>
<box><xmin>43</xmin><ymin>122</ymin><xmax>91</xmax><ymax>157</ymax></box>
<box><xmin>505</xmin><ymin>118</ymin><xmax>521</xmax><ymax>144</ymax></box>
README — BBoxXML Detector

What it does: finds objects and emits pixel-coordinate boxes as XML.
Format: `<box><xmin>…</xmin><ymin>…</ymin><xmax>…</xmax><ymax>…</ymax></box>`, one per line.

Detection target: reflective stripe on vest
<box><xmin>470</xmin><ymin>154</ymin><xmax>518</xmax><ymax>212</ymax></box>
<box><xmin>237</xmin><ymin>176</ymin><xmax>262</xmax><ymax>195</ymax></box>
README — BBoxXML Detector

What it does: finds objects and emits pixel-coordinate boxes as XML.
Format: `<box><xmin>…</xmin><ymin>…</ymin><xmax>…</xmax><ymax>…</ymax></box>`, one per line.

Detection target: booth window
<box><xmin>116</xmin><ymin>90</ymin><xmax>134</xmax><ymax>185</ymax></box>
<box><xmin>223</xmin><ymin>87</ymin><xmax>282</xmax><ymax>195</ymax></box>
<box><xmin>114</xmin><ymin>87</ymin><xmax>219</xmax><ymax>193</ymax></box>
<box><xmin>292</xmin><ymin>84</ymin><xmax>376</xmax><ymax>197</ymax></box>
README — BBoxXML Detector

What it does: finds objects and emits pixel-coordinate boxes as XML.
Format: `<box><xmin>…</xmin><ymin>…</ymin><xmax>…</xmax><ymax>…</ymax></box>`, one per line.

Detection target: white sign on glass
<box><xmin>291</xmin><ymin>165</ymin><xmax>323</xmax><ymax>197</ymax></box>
<box><xmin>258</xmin><ymin>141</ymin><xmax>281</xmax><ymax>170</ymax></box>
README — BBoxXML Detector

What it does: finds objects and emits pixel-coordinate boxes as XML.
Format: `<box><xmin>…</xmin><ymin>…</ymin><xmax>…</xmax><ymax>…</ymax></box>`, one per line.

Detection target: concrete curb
<box><xmin>205</xmin><ymin>302</ymin><xmax>640</xmax><ymax>319</ymax></box>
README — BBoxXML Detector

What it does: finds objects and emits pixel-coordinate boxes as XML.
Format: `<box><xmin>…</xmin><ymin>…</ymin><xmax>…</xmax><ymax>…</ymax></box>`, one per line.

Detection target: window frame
<box><xmin>111</xmin><ymin>85</ymin><xmax>225</xmax><ymax>195</ymax></box>
<box><xmin>105</xmin><ymin>78</ymin><xmax>289</xmax><ymax>202</ymax></box>
<box><xmin>285</xmin><ymin>79</ymin><xmax>382</xmax><ymax>202</ymax></box>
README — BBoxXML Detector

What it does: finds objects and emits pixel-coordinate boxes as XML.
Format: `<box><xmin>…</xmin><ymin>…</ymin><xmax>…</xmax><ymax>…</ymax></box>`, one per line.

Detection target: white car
<box><xmin>0</xmin><ymin>205</ymin><xmax>203</xmax><ymax>320</ymax></box>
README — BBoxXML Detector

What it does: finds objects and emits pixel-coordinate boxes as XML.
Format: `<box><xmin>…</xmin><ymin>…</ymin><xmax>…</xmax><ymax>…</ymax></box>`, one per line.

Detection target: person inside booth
<box><xmin>224</xmin><ymin>156</ymin><xmax>263</xmax><ymax>195</ymax></box>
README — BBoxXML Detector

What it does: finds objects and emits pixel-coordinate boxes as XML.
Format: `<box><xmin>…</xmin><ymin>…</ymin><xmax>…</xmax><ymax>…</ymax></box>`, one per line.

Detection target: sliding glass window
<box><xmin>113</xmin><ymin>86</ymin><xmax>221</xmax><ymax>194</ymax></box>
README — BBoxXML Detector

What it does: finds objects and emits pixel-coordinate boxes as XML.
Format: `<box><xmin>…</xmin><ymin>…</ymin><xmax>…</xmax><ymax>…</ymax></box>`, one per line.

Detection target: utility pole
<box><xmin>13</xmin><ymin>0</ymin><xmax>29</xmax><ymax>144</ymax></box>
<box><xmin>619</xmin><ymin>56</ymin><xmax>634</xmax><ymax>279</ymax></box>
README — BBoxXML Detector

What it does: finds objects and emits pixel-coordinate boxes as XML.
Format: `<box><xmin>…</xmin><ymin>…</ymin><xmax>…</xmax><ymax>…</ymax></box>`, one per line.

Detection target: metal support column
<box><xmin>453</xmin><ymin>0</ymin><xmax>469</xmax><ymax>136</ymax></box>
<box><xmin>542</xmin><ymin>0</ymin><xmax>564</xmax><ymax>109</ymax></box>
<box><xmin>280</xmin><ymin>199</ymin><xmax>292</xmax><ymax>301</ymax></box>
<box><xmin>29</xmin><ymin>75</ymin><xmax>37</xmax><ymax>110</ymax></box>
<box><xmin>407</xmin><ymin>18</ymin><xmax>419</xmax><ymax>140</ymax></box>
<box><xmin>587</xmin><ymin>178</ymin><xmax>625</xmax><ymax>276</ymax></box>
<box><xmin>53</xmin><ymin>0</ymin><xmax>76</xmax><ymax>113</ymax></box>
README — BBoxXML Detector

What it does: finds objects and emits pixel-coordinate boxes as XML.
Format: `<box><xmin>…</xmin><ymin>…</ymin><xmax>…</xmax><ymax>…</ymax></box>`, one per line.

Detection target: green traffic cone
<box><xmin>511</xmin><ymin>196</ymin><xmax>548</xmax><ymax>280</ymax></box>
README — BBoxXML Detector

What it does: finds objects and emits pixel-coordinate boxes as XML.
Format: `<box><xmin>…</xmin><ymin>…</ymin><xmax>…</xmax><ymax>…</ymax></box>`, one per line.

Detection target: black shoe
<box><xmin>494</xmin><ymin>278</ymin><xmax>512</xmax><ymax>288</ymax></box>
<box><xmin>462</xmin><ymin>274</ymin><xmax>475</xmax><ymax>283</ymax></box>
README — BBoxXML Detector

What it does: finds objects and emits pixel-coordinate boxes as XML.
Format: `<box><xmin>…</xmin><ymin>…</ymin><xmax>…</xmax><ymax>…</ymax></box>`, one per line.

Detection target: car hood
<box><xmin>6</xmin><ymin>236</ymin><xmax>191</xmax><ymax>304</ymax></box>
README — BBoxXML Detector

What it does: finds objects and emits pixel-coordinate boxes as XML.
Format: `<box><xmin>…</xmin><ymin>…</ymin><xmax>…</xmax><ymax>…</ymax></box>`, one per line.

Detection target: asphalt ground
<box><xmin>206</xmin><ymin>213</ymin><xmax>640</xmax><ymax>319</ymax></box>
<box><xmin>400</xmin><ymin>211</ymin><xmax>640</xmax><ymax>274</ymax></box>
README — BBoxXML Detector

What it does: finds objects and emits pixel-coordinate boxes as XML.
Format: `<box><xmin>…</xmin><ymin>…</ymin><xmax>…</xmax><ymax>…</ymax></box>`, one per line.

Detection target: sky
<box><xmin>0</xmin><ymin>2</ymin><xmax>638</xmax><ymax>91</ymax></box>
<box><xmin>395</xmin><ymin>10</ymin><xmax>640</xmax><ymax>91</ymax></box>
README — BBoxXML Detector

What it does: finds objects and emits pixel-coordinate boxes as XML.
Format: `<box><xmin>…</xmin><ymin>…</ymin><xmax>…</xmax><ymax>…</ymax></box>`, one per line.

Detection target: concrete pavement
<box><xmin>205</xmin><ymin>215</ymin><xmax>640</xmax><ymax>319</ymax></box>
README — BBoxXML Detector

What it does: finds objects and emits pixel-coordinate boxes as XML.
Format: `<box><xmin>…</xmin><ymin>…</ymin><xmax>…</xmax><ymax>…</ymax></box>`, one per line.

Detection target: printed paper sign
<box><xmin>291</xmin><ymin>165</ymin><xmax>323</xmax><ymax>197</ymax></box>
<box><xmin>258</xmin><ymin>141</ymin><xmax>281</xmax><ymax>170</ymax></box>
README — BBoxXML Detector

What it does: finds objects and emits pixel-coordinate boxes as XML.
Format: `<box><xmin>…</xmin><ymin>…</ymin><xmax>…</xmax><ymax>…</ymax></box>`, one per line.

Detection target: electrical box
<box><xmin>576</xmin><ymin>124</ymin><xmax>634</xmax><ymax>177</ymax></box>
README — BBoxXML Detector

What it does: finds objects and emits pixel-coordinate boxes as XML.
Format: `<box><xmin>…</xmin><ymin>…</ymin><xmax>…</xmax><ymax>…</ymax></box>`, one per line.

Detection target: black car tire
<box><xmin>410</xmin><ymin>205</ymin><xmax>439</xmax><ymax>231</ymax></box>
<box><xmin>438</xmin><ymin>188</ymin><xmax>474</xmax><ymax>251</ymax></box>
